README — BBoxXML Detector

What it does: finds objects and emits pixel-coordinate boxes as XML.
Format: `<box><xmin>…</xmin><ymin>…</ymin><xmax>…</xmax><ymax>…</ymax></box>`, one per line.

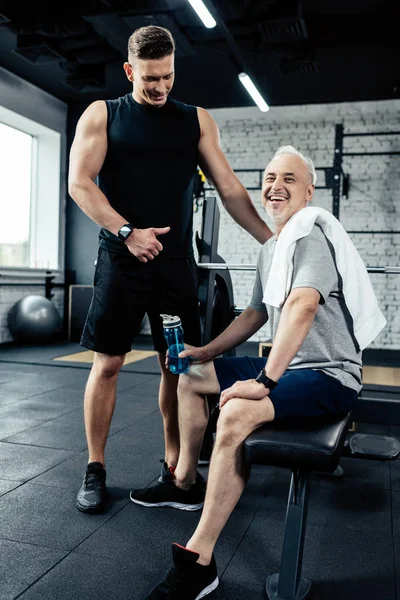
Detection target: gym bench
<box><xmin>244</xmin><ymin>408</ymin><xmax>399</xmax><ymax>600</ymax></box>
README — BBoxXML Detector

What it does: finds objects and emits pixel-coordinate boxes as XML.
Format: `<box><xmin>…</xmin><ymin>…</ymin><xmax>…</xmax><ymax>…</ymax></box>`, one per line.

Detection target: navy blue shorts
<box><xmin>213</xmin><ymin>356</ymin><xmax>357</xmax><ymax>421</ymax></box>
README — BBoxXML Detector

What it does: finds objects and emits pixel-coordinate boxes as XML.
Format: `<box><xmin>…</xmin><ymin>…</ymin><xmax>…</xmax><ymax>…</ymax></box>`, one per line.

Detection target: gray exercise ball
<box><xmin>8</xmin><ymin>295</ymin><xmax>61</xmax><ymax>343</ymax></box>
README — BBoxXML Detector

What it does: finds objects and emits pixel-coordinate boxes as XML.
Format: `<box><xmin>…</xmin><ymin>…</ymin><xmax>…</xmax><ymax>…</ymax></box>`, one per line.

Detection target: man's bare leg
<box><xmin>129</xmin><ymin>361</ymin><xmax>216</xmax><ymax>509</ymax></box>
<box><xmin>173</xmin><ymin>362</ymin><xmax>221</xmax><ymax>488</ymax></box>
<box><xmin>77</xmin><ymin>352</ymin><xmax>125</xmax><ymax>513</ymax></box>
<box><xmin>84</xmin><ymin>352</ymin><xmax>125</xmax><ymax>467</ymax></box>
<box><xmin>186</xmin><ymin>395</ymin><xmax>275</xmax><ymax>565</ymax></box>
<box><xmin>157</xmin><ymin>351</ymin><xmax>180</xmax><ymax>468</ymax></box>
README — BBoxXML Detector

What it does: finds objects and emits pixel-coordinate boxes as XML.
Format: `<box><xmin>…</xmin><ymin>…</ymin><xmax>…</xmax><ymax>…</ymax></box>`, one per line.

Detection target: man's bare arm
<box><xmin>218</xmin><ymin>287</ymin><xmax>320</xmax><ymax>407</ymax></box>
<box><xmin>197</xmin><ymin>107</ymin><xmax>272</xmax><ymax>244</ymax></box>
<box><xmin>265</xmin><ymin>287</ymin><xmax>320</xmax><ymax>381</ymax></box>
<box><xmin>68</xmin><ymin>101</ymin><xmax>126</xmax><ymax>235</ymax></box>
<box><xmin>68</xmin><ymin>101</ymin><xmax>170</xmax><ymax>262</ymax></box>
<box><xmin>180</xmin><ymin>306</ymin><xmax>268</xmax><ymax>363</ymax></box>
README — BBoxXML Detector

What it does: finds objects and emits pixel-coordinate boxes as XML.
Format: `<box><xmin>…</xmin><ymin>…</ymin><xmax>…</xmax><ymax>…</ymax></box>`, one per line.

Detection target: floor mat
<box><xmin>53</xmin><ymin>349</ymin><xmax>157</xmax><ymax>365</ymax></box>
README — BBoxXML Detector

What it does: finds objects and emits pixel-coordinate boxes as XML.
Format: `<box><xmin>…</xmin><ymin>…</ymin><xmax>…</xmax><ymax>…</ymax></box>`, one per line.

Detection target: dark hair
<box><xmin>128</xmin><ymin>26</ymin><xmax>175</xmax><ymax>62</ymax></box>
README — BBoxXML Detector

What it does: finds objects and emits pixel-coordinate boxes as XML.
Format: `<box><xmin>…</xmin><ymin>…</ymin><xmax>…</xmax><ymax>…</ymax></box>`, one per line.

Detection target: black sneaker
<box><xmin>76</xmin><ymin>462</ymin><xmax>108</xmax><ymax>514</ymax></box>
<box><xmin>159</xmin><ymin>460</ymin><xmax>174</xmax><ymax>482</ymax></box>
<box><xmin>130</xmin><ymin>468</ymin><xmax>204</xmax><ymax>511</ymax></box>
<box><xmin>144</xmin><ymin>543</ymin><xmax>219</xmax><ymax>599</ymax></box>
<box><xmin>159</xmin><ymin>460</ymin><xmax>207</xmax><ymax>491</ymax></box>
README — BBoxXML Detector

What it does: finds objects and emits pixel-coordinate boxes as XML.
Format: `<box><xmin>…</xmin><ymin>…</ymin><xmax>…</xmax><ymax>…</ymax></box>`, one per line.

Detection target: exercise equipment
<box><xmin>198</xmin><ymin>263</ymin><xmax>400</xmax><ymax>275</ymax></box>
<box><xmin>8</xmin><ymin>295</ymin><xmax>61</xmax><ymax>343</ymax></box>
<box><xmin>245</xmin><ymin>398</ymin><xmax>400</xmax><ymax>599</ymax></box>
<box><xmin>195</xmin><ymin>197</ymin><xmax>235</xmax><ymax>463</ymax></box>
<box><xmin>0</xmin><ymin>270</ymin><xmax>70</xmax><ymax>300</ymax></box>
<box><xmin>196</xmin><ymin>196</ymin><xmax>235</xmax><ymax>348</ymax></box>
<box><xmin>245</xmin><ymin>413</ymin><xmax>353</xmax><ymax>600</ymax></box>
<box><xmin>193</xmin><ymin>167</ymin><xmax>206</xmax><ymax>213</ymax></box>
<box><xmin>332</xmin><ymin>125</ymin><xmax>400</xmax><ymax>220</ymax></box>
<box><xmin>0</xmin><ymin>269</ymin><xmax>75</xmax><ymax>341</ymax></box>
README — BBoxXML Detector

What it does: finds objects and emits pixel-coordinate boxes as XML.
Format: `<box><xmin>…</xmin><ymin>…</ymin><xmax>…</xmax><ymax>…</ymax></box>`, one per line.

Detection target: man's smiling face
<box><xmin>262</xmin><ymin>154</ymin><xmax>315</xmax><ymax>231</ymax></box>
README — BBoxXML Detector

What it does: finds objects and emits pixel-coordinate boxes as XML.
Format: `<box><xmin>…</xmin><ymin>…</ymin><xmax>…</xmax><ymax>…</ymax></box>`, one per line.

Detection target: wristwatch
<box><xmin>255</xmin><ymin>368</ymin><xmax>278</xmax><ymax>390</ymax></box>
<box><xmin>117</xmin><ymin>223</ymin><xmax>134</xmax><ymax>242</ymax></box>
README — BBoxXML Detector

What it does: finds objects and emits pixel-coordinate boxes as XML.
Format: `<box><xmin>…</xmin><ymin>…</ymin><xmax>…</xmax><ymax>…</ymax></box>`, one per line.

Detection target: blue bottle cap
<box><xmin>161</xmin><ymin>314</ymin><xmax>182</xmax><ymax>328</ymax></box>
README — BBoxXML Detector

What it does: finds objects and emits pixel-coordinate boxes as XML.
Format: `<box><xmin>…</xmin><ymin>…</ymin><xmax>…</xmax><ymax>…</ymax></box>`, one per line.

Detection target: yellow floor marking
<box><xmin>53</xmin><ymin>349</ymin><xmax>157</xmax><ymax>365</ymax></box>
<box><xmin>362</xmin><ymin>366</ymin><xmax>400</xmax><ymax>386</ymax></box>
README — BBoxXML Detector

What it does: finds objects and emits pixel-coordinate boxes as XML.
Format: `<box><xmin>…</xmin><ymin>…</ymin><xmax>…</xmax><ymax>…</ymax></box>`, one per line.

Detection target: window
<box><xmin>0</xmin><ymin>123</ymin><xmax>32</xmax><ymax>267</ymax></box>
<box><xmin>0</xmin><ymin>106</ymin><xmax>61</xmax><ymax>270</ymax></box>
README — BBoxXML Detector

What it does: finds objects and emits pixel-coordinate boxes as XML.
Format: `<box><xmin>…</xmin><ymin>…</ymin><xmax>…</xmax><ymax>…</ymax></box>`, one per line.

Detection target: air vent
<box><xmin>261</xmin><ymin>18</ymin><xmax>308</xmax><ymax>42</ymax></box>
<box><xmin>14</xmin><ymin>34</ymin><xmax>66</xmax><ymax>64</ymax></box>
<box><xmin>300</xmin><ymin>62</ymin><xmax>318</xmax><ymax>75</ymax></box>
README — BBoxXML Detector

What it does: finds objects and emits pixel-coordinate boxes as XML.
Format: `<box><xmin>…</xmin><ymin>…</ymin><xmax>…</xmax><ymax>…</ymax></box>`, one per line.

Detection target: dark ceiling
<box><xmin>0</xmin><ymin>0</ymin><xmax>398</xmax><ymax>110</ymax></box>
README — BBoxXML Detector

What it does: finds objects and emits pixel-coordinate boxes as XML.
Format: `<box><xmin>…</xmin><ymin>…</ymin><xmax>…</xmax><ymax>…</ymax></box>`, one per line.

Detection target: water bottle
<box><xmin>161</xmin><ymin>314</ymin><xmax>190</xmax><ymax>375</ymax></box>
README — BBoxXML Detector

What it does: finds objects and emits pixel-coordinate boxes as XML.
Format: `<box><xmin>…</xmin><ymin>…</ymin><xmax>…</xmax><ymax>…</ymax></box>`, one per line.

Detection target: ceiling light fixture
<box><xmin>238</xmin><ymin>73</ymin><xmax>269</xmax><ymax>112</ymax></box>
<box><xmin>187</xmin><ymin>0</ymin><xmax>216</xmax><ymax>29</ymax></box>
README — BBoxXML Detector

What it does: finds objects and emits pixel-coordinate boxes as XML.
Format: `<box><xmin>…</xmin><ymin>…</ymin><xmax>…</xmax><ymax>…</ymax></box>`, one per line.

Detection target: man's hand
<box><xmin>179</xmin><ymin>344</ymin><xmax>212</xmax><ymax>364</ymax></box>
<box><xmin>164</xmin><ymin>343</ymin><xmax>212</xmax><ymax>370</ymax></box>
<box><xmin>219</xmin><ymin>379</ymin><xmax>269</xmax><ymax>409</ymax></box>
<box><xmin>125</xmin><ymin>226</ymin><xmax>170</xmax><ymax>262</ymax></box>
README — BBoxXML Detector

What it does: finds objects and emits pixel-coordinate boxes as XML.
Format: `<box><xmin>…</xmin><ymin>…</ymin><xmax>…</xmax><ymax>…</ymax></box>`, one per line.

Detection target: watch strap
<box><xmin>255</xmin><ymin>368</ymin><xmax>278</xmax><ymax>390</ymax></box>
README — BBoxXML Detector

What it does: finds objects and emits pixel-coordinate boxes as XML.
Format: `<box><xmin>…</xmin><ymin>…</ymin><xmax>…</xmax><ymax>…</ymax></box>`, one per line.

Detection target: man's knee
<box><xmin>216</xmin><ymin>400</ymin><xmax>250</xmax><ymax>445</ymax></box>
<box><xmin>216</xmin><ymin>397</ymin><xmax>275</xmax><ymax>446</ymax></box>
<box><xmin>93</xmin><ymin>353</ymin><xmax>125</xmax><ymax>379</ymax></box>
<box><xmin>177</xmin><ymin>361</ymin><xmax>215</xmax><ymax>396</ymax></box>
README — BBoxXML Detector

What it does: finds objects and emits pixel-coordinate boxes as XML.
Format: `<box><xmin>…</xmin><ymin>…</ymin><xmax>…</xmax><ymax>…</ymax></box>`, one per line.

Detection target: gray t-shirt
<box><xmin>250</xmin><ymin>224</ymin><xmax>362</xmax><ymax>392</ymax></box>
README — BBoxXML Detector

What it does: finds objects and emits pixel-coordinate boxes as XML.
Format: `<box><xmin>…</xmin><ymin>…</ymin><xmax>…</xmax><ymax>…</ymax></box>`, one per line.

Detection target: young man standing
<box><xmin>68</xmin><ymin>25</ymin><xmax>272</xmax><ymax>514</ymax></box>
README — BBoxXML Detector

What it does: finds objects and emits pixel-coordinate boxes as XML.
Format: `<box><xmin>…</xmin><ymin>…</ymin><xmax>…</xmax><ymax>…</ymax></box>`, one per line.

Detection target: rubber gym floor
<box><xmin>0</xmin><ymin>338</ymin><xmax>399</xmax><ymax>600</ymax></box>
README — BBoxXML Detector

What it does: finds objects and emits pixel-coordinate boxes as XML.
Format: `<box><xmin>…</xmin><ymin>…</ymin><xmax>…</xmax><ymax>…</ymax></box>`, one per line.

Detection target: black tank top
<box><xmin>98</xmin><ymin>93</ymin><xmax>200</xmax><ymax>258</ymax></box>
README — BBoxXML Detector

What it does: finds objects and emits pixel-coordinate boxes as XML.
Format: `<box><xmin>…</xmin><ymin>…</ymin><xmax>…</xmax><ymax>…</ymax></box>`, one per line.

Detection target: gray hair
<box><xmin>271</xmin><ymin>145</ymin><xmax>317</xmax><ymax>185</ymax></box>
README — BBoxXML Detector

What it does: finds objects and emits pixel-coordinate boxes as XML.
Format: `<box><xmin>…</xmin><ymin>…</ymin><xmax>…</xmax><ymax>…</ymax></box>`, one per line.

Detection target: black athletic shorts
<box><xmin>80</xmin><ymin>247</ymin><xmax>201</xmax><ymax>355</ymax></box>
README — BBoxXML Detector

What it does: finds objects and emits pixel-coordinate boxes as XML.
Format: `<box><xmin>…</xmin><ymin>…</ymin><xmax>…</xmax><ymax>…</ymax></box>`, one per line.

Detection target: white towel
<box><xmin>262</xmin><ymin>206</ymin><xmax>387</xmax><ymax>350</ymax></box>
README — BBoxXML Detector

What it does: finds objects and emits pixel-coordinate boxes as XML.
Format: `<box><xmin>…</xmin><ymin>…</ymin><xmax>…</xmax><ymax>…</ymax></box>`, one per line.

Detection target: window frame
<box><xmin>0</xmin><ymin>66</ymin><xmax>68</xmax><ymax>278</ymax></box>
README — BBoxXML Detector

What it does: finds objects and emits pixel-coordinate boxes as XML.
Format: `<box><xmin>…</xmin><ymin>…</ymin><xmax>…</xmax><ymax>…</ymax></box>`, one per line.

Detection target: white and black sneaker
<box><xmin>130</xmin><ymin>466</ymin><xmax>204</xmax><ymax>511</ymax></box>
<box><xmin>144</xmin><ymin>543</ymin><xmax>219</xmax><ymax>599</ymax></box>
<box><xmin>159</xmin><ymin>460</ymin><xmax>207</xmax><ymax>491</ymax></box>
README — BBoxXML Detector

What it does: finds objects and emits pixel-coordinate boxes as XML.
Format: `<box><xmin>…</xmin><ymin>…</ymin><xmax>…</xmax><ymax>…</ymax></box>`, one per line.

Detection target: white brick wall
<box><xmin>193</xmin><ymin>98</ymin><xmax>400</xmax><ymax>349</ymax></box>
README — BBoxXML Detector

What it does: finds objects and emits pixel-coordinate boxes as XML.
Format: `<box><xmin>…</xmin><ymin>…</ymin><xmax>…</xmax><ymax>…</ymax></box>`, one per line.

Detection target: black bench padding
<box><xmin>244</xmin><ymin>412</ymin><xmax>352</xmax><ymax>473</ymax></box>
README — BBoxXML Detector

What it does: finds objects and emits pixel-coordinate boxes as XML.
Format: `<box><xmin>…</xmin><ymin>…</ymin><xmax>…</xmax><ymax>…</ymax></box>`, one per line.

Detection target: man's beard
<box><xmin>267</xmin><ymin>208</ymin><xmax>287</xmax><ymax>226</ymax></box>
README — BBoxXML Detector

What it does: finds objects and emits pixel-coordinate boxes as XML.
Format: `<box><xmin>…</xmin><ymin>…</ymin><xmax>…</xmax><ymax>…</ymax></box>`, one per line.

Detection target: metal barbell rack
<box><xmin>198</xmin><ymin>264</ymin><xmax>400</xmax><ymax>274</ymax></box>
